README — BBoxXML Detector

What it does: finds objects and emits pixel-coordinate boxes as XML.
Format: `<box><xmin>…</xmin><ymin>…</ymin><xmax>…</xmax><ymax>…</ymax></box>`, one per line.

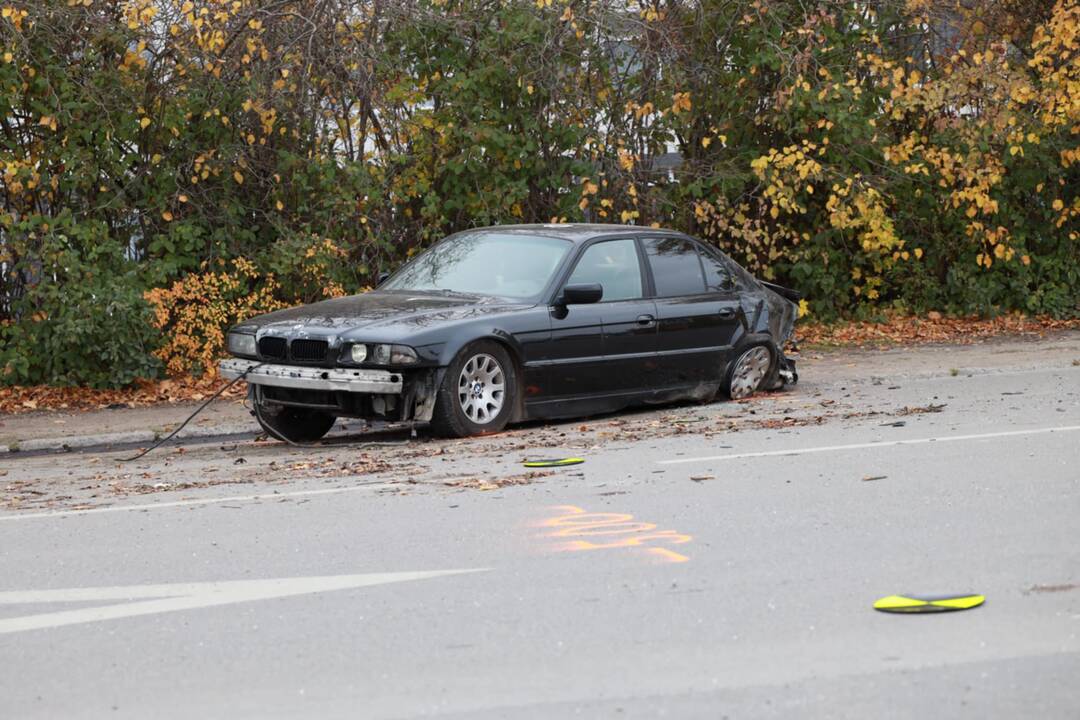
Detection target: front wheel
<box><xmin>722</xmin><ymin>344</ymin><xmax>775</xmax><ymax>400</ymax></box>
<box><xmin>431</xmin><ymin>342</ymin><xmax>517</xmax><ymax>438</ymax></box>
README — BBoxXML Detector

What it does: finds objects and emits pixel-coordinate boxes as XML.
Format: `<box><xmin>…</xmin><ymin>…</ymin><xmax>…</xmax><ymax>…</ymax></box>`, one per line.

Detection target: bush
<box><xmin>0</xmin><ymin>223</ymin><xmax>161</xmax><ymax>388</ymax></box>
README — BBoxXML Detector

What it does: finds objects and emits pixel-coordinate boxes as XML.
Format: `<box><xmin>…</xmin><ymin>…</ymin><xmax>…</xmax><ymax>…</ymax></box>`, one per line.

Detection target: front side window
<box><xmin>565</xmin><ymin>239</ymin><xmax>643</xmax><ymax>302</ymax></box>
<box><xmin>383</xmin><ymin>232</ymin><xmax>572</xmax><ymax>300</ymax></box>
<box><xmin>644</xmin><ymin>237</ymin><xmax>706</xmax><ymax>297</ymax></box>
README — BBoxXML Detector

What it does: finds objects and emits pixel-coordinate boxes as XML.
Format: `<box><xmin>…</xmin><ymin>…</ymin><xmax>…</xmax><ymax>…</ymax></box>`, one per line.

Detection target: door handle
<box><xmin>717</xmin><ymin>308</ymin><xmax>736</xmax><ymax>320</ymax></box>
<box><xmin>636</xmin><ymin>314</ymin><xmax>656</xmax><ymax>326</ymax></box>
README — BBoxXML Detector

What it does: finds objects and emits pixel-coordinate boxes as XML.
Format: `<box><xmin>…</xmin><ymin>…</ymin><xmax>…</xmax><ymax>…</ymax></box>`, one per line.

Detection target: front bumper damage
<box><xmin>219</xmin><ymin>358</ymin><xmax>438</xmax><ymax>422</ymax></box>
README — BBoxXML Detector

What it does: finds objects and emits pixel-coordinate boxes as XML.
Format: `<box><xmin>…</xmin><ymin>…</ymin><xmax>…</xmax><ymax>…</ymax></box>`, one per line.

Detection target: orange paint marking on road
<box><xmin>646</xmin><ymin>547</ymin><xmax>691</xmax><ymax>563</ymax></box>
<box><xmin>540</xmin><ymin>506</ymin><xmax>692</xmax><ymax>563</ymax></box>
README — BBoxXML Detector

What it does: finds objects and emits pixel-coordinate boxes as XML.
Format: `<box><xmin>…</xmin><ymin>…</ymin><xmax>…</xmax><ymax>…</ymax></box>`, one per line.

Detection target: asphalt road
<box><xmin>2</xmin><ymin>335</ymin><xmax>1079</xmax><ymax>719</ymax></box>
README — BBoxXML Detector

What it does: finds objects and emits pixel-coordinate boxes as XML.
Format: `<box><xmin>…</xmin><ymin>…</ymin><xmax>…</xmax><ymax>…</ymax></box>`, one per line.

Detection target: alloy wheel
<box><xmin>457</xmin><ymin>353</ymin><xmax>505</xmax><ymax>424</ymax></box>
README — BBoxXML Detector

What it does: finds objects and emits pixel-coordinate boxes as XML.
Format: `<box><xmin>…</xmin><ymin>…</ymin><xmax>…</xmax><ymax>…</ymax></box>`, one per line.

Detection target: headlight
<box><xmin>227</xmin><ymin>332</ymin><xmax>257</xmax><ymax>357</ymax></box>
<box><xmin>368</xmin><ymin>343</ymin><xmax>418</xmax><ymax>365</ymax></box>
<box><xmin>349</xmin><ymin>344</ymin><xmax>368</xmax><ymax>363</ymax></box>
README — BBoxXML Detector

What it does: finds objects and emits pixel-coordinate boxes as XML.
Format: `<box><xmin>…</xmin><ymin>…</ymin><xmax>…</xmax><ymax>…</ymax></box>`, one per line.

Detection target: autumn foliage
<box><xmin>1</xmin><ymin>0</ymin><xmax>1078</xmax><ymax>387</ymax></box>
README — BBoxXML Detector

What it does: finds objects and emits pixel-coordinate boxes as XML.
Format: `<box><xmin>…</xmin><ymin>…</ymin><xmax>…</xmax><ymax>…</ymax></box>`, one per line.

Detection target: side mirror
<box><xmin>559</xmin><ymin>283</ymin><xmax>603</xmax><ymax>305</ymax></box>
<box><xmin>377</xmin><ymin>271</ymin><xmax>390</xmax><ymax>287</ymax></box>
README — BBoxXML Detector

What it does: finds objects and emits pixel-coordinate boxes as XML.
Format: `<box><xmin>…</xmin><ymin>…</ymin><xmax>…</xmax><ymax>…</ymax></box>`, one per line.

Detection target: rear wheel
<box><xmin>252</xmin><ymin>388</ymin><xmax>336</xmax><ymax>443</ymax></box>
<box><xmin>431</xmin><ymin>342</ymin><xmax>516</xmax><ymax>437</ymax></box>
<box><xmin>722</xmin><ymin>344</ymin><xmax>775</xmax><ymax>400</ymax></box>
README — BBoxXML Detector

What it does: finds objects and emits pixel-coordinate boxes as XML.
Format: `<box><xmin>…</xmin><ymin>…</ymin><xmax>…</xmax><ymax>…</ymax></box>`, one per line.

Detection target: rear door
<box><xmin>546</xmin><ymin>238</ymin><xmax>658</xmax><ymax>399</ymax></box>
<box><xmin>641</xmin><ymin>236</ymin><xmax>742</xmax><ymax>389</ymax></box>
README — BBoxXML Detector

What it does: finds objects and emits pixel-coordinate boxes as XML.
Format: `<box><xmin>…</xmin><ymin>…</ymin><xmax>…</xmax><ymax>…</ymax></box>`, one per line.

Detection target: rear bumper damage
<box><xmin>219</xmin><ymin>358</ymin><xmax>439</xmax><ymax>422</ymax></box>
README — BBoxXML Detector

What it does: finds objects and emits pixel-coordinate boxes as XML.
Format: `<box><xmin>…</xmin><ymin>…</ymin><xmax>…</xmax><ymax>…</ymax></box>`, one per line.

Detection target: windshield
<box><xmin>383</xmin><ymin>232</ymin><xmax>572</xmax><ymax>300</ymax></box>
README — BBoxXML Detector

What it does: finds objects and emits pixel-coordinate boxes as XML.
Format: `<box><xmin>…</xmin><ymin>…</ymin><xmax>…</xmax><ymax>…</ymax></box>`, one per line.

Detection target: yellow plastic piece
<box><xmin>874</xmin><ymin>593</ymin><xmax>985</xmax><ymax>613</ymax></box>
<box><xmin>523</xmin><ymin>458</ymin><xmax>584</xmax><ymax>468</ymax></box>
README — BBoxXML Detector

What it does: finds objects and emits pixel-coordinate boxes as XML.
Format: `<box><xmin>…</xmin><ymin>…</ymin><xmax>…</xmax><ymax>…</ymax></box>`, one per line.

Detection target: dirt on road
<box><xmin>2</xmin><ymin>330</ymin><xmax>1078</xmax><ymax>514</ymax></box>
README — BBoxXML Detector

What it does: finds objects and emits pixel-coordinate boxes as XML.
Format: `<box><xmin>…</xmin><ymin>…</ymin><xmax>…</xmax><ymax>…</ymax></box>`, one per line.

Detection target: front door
<box><xmin>546</xmin><ymin>238</ymin><xmax>658</xmax><ymax>399</ymax></box>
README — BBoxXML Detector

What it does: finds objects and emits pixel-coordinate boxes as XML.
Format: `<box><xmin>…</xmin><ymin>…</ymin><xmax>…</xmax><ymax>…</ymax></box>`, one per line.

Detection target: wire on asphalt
<box><xmin>121</xmin><ymin>363</ymin><xmax>264</xmax><ymax>462</ymax></box>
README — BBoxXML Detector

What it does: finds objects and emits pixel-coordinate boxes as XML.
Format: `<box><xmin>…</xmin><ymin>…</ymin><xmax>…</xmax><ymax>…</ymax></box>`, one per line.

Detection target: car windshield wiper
<box><xmin>416</xmin><ymin>288</ymin><xmax>485</xmax><ymax>299</ymax></box>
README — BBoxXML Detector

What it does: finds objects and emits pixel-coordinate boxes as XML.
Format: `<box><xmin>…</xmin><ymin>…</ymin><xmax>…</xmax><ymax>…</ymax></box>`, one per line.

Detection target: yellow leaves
<box><xmin>233</xmin><ymin>170</ymin><xmax>244</xmax><ymax>185</ymax></box>
<box><xmin>2</xmin><ymin>52</ymin><xmax>11</xmax><ymax>64</ymax></box>
<box><xmin>139</xmin><ymin>117</ymin><xmax>151</xmax><ymax>129</ymax></box>
<box><xmin>701</xmin><ymin>136</ymin><xmax>712</xmax><ymax>149</ymax></box>
<box><xmin>582</xmin><ymin>180</ymin><xmax>598</xmax><ymax>195</ymax></box>
<box><xmin>914</xmin><ymin>247</ymin><xmax>923</xmax><ymax>259</ymax></box>
<box><xmin>559</xmin><ymin>6</ymin><xmax>573</xmax><ymax>22</ymax></box>
<box><xmin>535</xmin><ymin>0</ymin><xmax>552</xmax><ymax>7</ymax></box>
<box><xmin>1053</xmin><ymin>198</ymin><xmax>1064</xmax><ymax>211</ymax></box>
<box><xmin>671</xmin><ymin>92</ymin><xmax>692</xmax><ymax>115</ymax></box>
<box><xmin>161</xmin><ymin>211</ymin><xmax>174</xmax><ymax>222</ymax></box>
<box><xmin>526</xmin><ymin>84</ymin><xmax>534</xmax><ymax>95</ymax></box>
<box><xmin>797</xmin><ymin>299</ymin><xmax>810</xmax><ymax>318</ymax></box>
<box><xmin>38</xmin><ymin>116</ymin><xmax>57</xmax><ymax>132</ymax></box>
<box><xmin>626</xmin><ymin>101</ymin><xmax>654</xmax><ymax>119</ymax></box>
<box><xmin>617</xmin><ymin>149</ymin><xmax>635</xmax><ymax>171</ymax></box>
<box><xmin>1</xmin><ymin>5</ymin><xmax>27</xmax><ymax>30</ymax></box>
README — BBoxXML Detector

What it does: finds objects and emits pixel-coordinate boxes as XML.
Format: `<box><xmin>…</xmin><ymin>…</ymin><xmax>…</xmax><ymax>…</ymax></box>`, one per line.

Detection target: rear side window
<box><xmin>699</xmin><ymin>246</ymin><xmax>733</xmax><ymax>291</ymax></box>
<box><xmin>644</xmin><ymin>237</ymin><xmax>706</xmax><ymax>297</ymax></box>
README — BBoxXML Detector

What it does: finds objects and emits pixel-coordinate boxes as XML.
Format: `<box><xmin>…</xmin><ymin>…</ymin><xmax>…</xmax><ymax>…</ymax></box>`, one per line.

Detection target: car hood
<box><xmin>235</xmin><ymin>291</ymin><xmax>526</xmax><ymax>338</ymax></box>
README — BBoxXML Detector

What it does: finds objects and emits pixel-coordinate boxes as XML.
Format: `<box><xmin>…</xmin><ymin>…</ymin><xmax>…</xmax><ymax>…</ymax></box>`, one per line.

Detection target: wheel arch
<box><xmin>439</xmin><ymin>330</ymin><xmax>528</xmax><ymax>423</ymax></box>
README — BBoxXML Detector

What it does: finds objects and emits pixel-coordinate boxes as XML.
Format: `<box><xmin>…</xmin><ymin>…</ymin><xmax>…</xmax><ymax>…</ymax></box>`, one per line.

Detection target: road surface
<box><xmin>2</xmin><ymin>334</ymin><xmax>1079</xmax><ymax>718</ymax></box>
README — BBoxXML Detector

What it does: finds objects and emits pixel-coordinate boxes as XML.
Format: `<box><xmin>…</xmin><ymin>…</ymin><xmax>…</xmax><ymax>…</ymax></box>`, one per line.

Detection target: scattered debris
<box><xmin>873</xmin><ymin>593</ymin><xmax>985</xmax><ymax>613</ymax></box>
<box><xmin>1027</xmin><ymin>583</ymin><xmax>1079</xmax><ymax>594</ymax></box>
<box><xmin>689</xmin><ymin>475</ymin><xmax>715</xmax><ymax>482</ymax></box>
<box><xmin>880</xmin><ymin>421</ymin><xmax>906</xmax><ymax>427</ymax></box>
<box><xmin>523</xmin><ymin>457</ymin><xmax>584</xmax><ymax>468</ymax></box>
<box><xmin>896</xmin><ymin>403</ymin><xmax>947</xmax><ymax>416</ymax></box>
<box><xmin>444</xmin><ymin>471</ymin><xmax>552</xmax><ymax>491</ymax></box>
<box><xmin>861</xmin><ymin>475</ymin><xmax>887</xmax><ymax>482</ymax></box>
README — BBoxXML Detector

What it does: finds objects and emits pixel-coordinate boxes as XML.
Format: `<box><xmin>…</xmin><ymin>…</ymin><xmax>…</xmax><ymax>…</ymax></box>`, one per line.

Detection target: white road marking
<box><xmin>0</xmin><ymin>569</ymin><xmax>487</xmax><ymax>635</ymax></box>
<box><xmin>658</xmin><ymin>424</ymin><xmax>1080</xmax><ymax>465</ymax></box>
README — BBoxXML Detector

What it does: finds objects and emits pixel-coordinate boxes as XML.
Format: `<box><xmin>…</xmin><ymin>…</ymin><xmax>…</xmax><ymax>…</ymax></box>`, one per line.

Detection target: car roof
<box><xmin>465</xmin><ymin>224</ymin><xmax>683</xmax><ymax>244</ymax></box>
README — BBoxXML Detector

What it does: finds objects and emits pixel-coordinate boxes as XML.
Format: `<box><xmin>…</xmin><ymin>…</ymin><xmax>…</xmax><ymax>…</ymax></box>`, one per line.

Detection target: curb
<box><xmin>1</xmin><ymin>422</ymin><xmax>260</xmax><ymax>456</ymax></box>
<box><xmin>1</xmin><ymin>418</ymin><xmax>404</xmax><ymax>457</ymax></box>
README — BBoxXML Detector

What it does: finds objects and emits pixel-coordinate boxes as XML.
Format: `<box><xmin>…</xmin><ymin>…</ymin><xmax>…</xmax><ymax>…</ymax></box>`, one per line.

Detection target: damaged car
<box><xmin>221</xmin><ymin>224</ymin><xmax>800</xmax><ymax>441</ymax></box>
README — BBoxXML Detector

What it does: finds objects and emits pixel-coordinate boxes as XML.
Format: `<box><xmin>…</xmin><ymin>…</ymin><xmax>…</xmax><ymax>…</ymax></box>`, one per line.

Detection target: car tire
<box><xmin>431</xmin><ymin>341</ymin><xmax>516</xmax><ymax>438</ymax></box>
<box><xmin>253</xmin><ymin>393</ymin><xmax>336</xmax><ymax>443</ymax></box>
<box><xmin>722</xmin><ymin>342</ymin><xmax>776</xmax><ymax>400</ymax></box>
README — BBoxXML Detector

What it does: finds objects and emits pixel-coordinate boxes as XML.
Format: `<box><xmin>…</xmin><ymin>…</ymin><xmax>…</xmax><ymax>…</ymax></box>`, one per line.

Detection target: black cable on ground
<box><xmin>121</xmin><ymin>363</ymin><xmax>264</xmax><ymax>462</ymax></box>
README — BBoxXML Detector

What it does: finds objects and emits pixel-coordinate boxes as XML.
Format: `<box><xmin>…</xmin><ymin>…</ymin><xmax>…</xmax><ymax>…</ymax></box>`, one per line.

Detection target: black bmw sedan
<box><xmin>221</xmin><ymin>224</ymin><xmax>800</xmax><ymax>441</ymax></box>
